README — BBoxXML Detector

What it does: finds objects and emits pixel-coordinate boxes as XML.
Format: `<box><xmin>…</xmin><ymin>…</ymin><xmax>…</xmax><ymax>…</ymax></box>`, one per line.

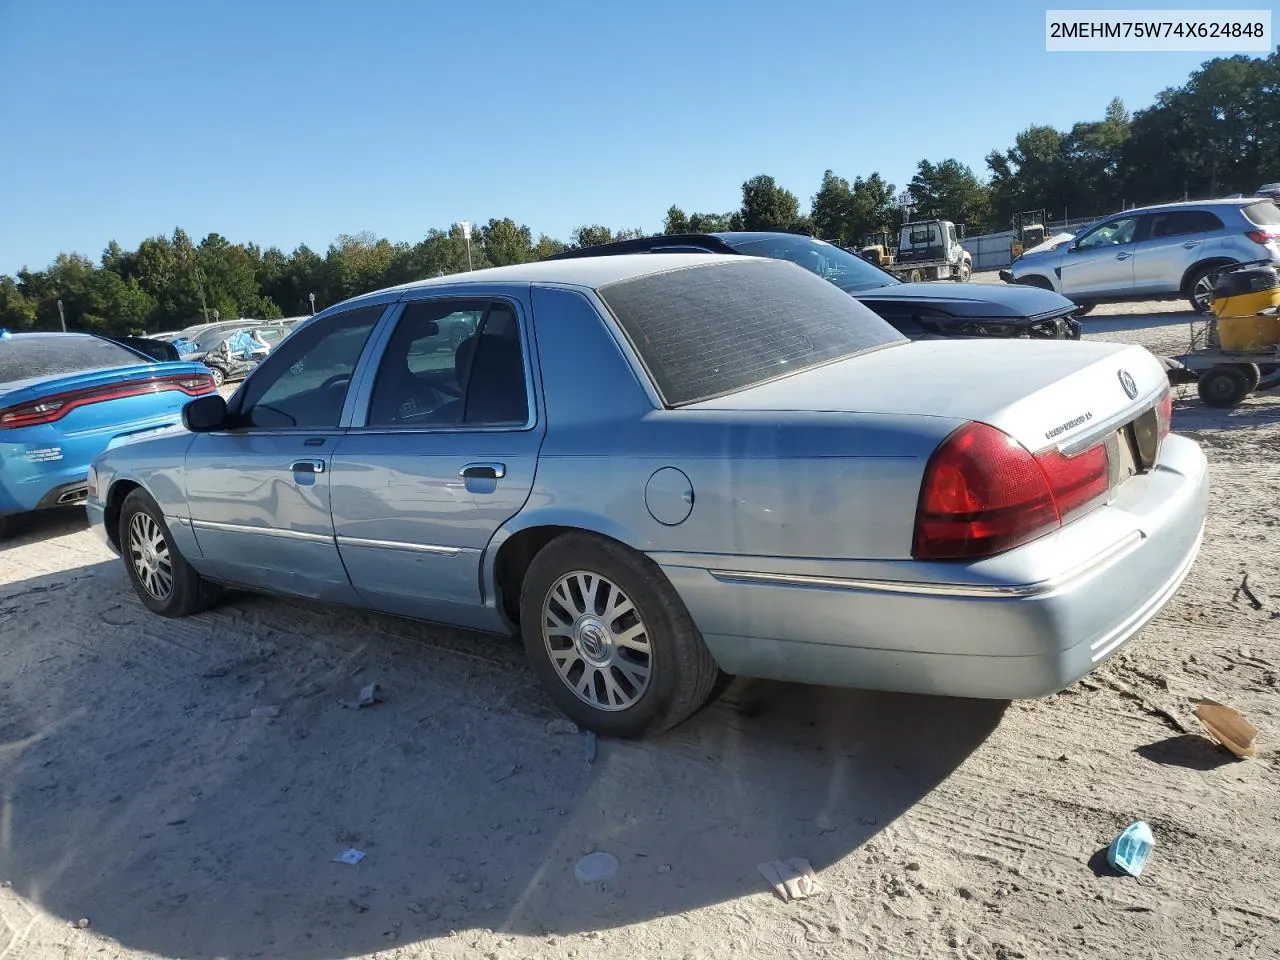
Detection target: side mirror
<box><xmin>183</xmin><ymin>394</ymin><xmax>228</xmax><ymax>432</ymax></box>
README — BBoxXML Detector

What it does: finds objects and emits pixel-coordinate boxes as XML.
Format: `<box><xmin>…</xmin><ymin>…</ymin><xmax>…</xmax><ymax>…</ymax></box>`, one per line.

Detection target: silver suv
<box><xmin>1005</xmin><ymin>198</ymin><xmax>1280</xmax><ymax>314</ymax></box>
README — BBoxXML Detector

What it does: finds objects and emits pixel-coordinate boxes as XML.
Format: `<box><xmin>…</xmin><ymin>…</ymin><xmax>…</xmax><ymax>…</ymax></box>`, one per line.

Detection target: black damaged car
<box><xmin>545</xmin><ymin>231</ymin><xmax>1083</xmax><ymax>341</ymax></box>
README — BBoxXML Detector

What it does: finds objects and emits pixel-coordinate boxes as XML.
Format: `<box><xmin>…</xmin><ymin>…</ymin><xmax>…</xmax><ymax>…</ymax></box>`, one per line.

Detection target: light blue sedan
<box><xmin>87</xmin><ymin>254</ymin><xmax>1208</xmax><ymax>737</ymax></box>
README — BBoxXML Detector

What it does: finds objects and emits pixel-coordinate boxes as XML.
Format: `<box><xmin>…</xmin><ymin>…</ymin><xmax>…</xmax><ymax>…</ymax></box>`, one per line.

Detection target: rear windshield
<box><xmin>0</xmin><ymin>336</ymin><xmax>147</xmax><ymax>385</ymax></box>
<box><xmin>1243</xmin><ymin>201</ymin><xmax>1280</xmax><ymax>226</ymax></box>
<box><xmin>596</xmin><ymin>259</ymin><xmax>905</xmax><ymax>406</ymax></box>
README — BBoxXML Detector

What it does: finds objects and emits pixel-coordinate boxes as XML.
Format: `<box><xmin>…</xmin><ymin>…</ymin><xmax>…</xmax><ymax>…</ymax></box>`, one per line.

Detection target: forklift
<box><xmin>1010</xmin><ymin>209</ymin><xmax>1048</xmax><ymax>260</ymax></box>
<box><xmin>858</xmin><ymin>228</ymin><xmax>894</xmax><ymax>267</ymax></box>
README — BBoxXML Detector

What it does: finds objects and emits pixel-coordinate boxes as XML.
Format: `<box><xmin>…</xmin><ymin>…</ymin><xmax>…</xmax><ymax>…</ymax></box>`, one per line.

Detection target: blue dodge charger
<box><xmin>0</xmin><ymin>330</ymin><xmax>218</xmax><ymax>536</ymax></box>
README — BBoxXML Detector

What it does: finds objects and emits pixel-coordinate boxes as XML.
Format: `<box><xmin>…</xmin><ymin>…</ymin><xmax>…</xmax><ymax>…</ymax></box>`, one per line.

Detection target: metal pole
<box><xmin>460</xmin><ymin>220</ymin><xmax>473</xmax><ymax>272</ymax></box>
<box><xmin>308</xmin><ymin>292</ymin><xmax>316</xmax><ymax>315</ymax></box>
<box><xmin>56</xmin><ymin>299</ymin><xmax>66</xmax><ymax>332</ymax></box>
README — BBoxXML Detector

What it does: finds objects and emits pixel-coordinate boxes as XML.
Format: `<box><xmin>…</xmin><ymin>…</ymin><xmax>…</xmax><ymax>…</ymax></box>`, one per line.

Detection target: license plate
<box><xmin>1113</xmin><ymin>426</ymin><xmax>1141</xmax><ymax>481</ymax></box>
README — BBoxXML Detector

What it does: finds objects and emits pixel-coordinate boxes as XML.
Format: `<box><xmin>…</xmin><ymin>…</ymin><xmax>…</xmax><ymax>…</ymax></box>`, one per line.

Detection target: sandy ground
<box><xmin>2</xmin><ymin>290</ymin><xmax>1278</xmax><ymax>960</ymax></box>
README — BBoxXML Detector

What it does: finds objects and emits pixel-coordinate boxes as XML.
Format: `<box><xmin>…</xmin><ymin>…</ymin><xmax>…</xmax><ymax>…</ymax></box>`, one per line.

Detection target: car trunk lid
<box><xmin>687</xmin><ymin>339</ymin><xmax>1168</xmax><ymax>458</ymax></box>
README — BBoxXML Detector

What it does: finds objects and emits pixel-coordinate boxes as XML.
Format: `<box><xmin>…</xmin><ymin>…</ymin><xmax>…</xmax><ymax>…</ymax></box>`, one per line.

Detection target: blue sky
<box><xmin>0</xmin><ymin>0</ymin><xmax>1247</xmax><ymax>274</ymax></box>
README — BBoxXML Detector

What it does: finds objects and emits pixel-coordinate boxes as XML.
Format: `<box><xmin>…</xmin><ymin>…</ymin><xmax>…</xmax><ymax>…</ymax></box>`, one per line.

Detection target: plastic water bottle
<box><xmin>1107</xmin><ymin>820</ymin><xmax>1155</xmax><ymax>877</ymax></box>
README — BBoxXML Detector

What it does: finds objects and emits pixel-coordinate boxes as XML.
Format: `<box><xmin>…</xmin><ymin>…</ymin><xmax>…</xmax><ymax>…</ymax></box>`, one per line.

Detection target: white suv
<box><xmin>1004</xmin><ymin>198</ymin><xmax>1280</xmax><ymax>314</ymax></box>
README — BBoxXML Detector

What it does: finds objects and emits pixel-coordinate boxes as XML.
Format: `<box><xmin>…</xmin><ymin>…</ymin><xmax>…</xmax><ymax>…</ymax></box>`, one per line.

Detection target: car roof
<box><xmin>1116</xmin><ymin>197</ymin><xmax>1272</xmax><ymax>215</ymax></box>
<box><xmin>1</xmin><ymin>331</ymin><xmax>103</xmax><ymax>342</ymax></box>
<box><xmin>367</xmin><ymin>252</ymin><xmax>744</xmax><ymax>298</ymax></box>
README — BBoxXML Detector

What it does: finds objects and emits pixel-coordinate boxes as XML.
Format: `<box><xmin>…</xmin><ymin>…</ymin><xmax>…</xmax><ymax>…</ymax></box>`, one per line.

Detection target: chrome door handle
<box><xmin>461</xmin><ymin>462</ymin><xmax>505</xmax><ymax>480</ymax></box>
<box><xmin>1115</xmin><ymin>253</ymin><xmax>1130</xmax><ymax>260</ymax></box>
<box><xmin>1182</xmin><ymin>240</ymin><xmax>1201</xmax><ymax>248</ymax></box>
<box><xmin>291</xmin><ymin>459</ymin><xmax>326</xmax><ymax>474</ymax></box>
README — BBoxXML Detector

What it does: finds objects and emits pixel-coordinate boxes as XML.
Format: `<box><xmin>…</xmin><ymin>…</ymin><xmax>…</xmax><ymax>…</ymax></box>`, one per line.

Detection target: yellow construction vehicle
<box><xmin>1010</xmin><ymin>209</ymin><xmax>1048</xmax><ymax>260</ymax></box>
<box><xmin>858</xmin><ymin>229</ymin><xmax>894</xmax><ymax>267</ymax></box>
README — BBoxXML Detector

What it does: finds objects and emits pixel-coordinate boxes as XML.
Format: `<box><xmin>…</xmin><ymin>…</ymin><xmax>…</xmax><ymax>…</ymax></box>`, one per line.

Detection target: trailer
<box><xmin>1173</xmin><ymin>260</ymin><xmax>1280</xmax><ymax>407</ymax></box>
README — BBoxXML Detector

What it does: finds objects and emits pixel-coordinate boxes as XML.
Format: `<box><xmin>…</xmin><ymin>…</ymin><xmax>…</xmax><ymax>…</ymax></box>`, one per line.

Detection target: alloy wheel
<box><xmin>1193</xmin><ymin>272</ymin><xmax>1218</xmax><ymax>312</ymax></box>
<box><xmin>541</xmin><ymin>571</ymin><xmax>652</xmax><ymax>711</ymax></box>
<box><xmin>129</xmin><ymin>512</ymin><xmax>174</xmax><ymax>601</ymax></box>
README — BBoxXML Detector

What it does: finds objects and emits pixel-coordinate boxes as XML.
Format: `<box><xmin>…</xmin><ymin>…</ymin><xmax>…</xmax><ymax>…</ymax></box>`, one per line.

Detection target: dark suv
<box><xmin>545</xmin><ymin>231</ymin><xmax>1082</xmax><ymax>340</ymax></box>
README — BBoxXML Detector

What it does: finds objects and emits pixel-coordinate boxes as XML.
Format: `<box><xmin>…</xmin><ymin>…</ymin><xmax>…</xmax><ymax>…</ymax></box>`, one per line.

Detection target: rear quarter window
<box><xmin>0</xmin><ymin>336</ymin><xmax>146</xmax><ymax>385</ymax></box>
<box><xmin>595</xmin><ymin>259</ymin><xmax>905</xmax><ymax>406</ymax></box>
<box><xmin>1243</xmin><ymin>201</ymin><xmax>1280</xmax><ymax>226</ymax></box>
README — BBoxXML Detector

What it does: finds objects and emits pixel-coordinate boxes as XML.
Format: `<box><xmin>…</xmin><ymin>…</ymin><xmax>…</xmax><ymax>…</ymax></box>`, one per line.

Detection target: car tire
<box><xmin>1187</xmin><ymin>264</ymin><xmax>1226</xmax><ymax>315</ymax></box>
<box><xmin>208</xmin><ymin>365</ymin><xmax>226</xmax><ymax>387</ymax></box>
<box><xmin>908</xmin><ymin>269</ymin><xmax>923</xmax><ymax>283</ymax></box>
<box><xmin>119</xmin><ymin>488</ymin><xmax>221</xmax><ymax>617</ymax></box>
<box><xmin>1197</xmin><ymin>365</ymin><xmax>1250</xmax><ymax>408</ymax></box>
<box><xmin>519</xmin><ymin>531</ymin><xmax>722</xmax><ymax>739</ymax></box>
<box><xmin>955</xmin><ymin>261</ymin><xmax>971</xmax><ymax>283</ymax></box>
<box><xmin>1239</xmin><ymin>363</ymin><xmax>1262</xmax><ymax>394</ymax></box>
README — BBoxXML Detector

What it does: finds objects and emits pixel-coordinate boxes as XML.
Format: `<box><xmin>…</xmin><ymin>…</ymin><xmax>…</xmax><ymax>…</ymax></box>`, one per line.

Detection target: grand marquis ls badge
<box><xmin>1118</xmin><ymin>368</ymin><xmax>1138</xmax><ymax>399</ymax></box>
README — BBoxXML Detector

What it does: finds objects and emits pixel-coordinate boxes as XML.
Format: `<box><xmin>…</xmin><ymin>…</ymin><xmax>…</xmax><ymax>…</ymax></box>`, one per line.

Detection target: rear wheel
<box><xmin>1187</xmin><ymin>264</ymin><xmax>1226</xmax><ymax>314</ymax></box>
<box><xmin>908</xmin><ymin>269</ymin><xmax>923</xmax><ymax>283</ymax></box>
<box><xmin>520</xmin><ymin>532</ymin><xmax>721</xmax><ymax>738</ymax></box>
<box><xmin>1197</xmin><ymin>365</ymin><xmax>1250</xmax><ymax>408</ymax></box>
<box><xmin>119</xmin><ymin>489</ymin><xmax>221</xmax><ymax>617</ymax></box>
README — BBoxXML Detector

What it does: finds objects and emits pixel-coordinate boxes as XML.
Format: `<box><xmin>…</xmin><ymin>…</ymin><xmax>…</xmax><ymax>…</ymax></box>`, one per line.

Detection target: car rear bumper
<box><xmin>0</xmin><ymin>457</ymin><xmax>89</xmax><ymax>517</ymax></box>
<box><xmin>653</xmin><ymin>434</ymin><xmax>1208</xmax><ymax>699</ymax></box>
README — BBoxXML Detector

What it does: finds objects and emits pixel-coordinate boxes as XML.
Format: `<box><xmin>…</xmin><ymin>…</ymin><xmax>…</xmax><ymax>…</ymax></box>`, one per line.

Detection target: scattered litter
<box><xmin>575</xmin><ymin>851</ymin><xmax>619</xmax><ymax>884</ymax></box>
<box><xmin>340</xmin><ymin>683</ymin><xmax>383</xmax><ymax>710</ymax></box>
<box><xmin>657</xmin><ymin>864</ymin><xmax>672</xmax><ymax>874</ymax></box>
<box><xmin>584</xmin><ymin>731</ymin><xmax>597</xmax><ymax>764</ymax></box>
<box><xmin>546</xmin><ymin>718</ymin><xmax>579</xmax><ymax>735</ymax></box>
<box><xmin>1233</xmin><ymin>573</ymin><xmax>1264</xmax><ymax>611</ymax></box>
<box><xmin>250</xmin><ymin>705</ymin><xmax>281</xmax><ymax>719</ymax></box>
<box><xmin>1194</xmin><ymin>699</ymin><xmax>1258</xmax><ymax>758</ymax></box>
<box><xmin>73</xmin><ymin>918</ymin><xmax>91</xmax><ymax>929</ymax></box>
<box><xmin>332</xmin><ymin>848</ymin><xmax>366</xmax><ymax>865</ymax></box>
<box><xmin>758</xmin><ymin>858</ymin><xmax>822</xmax><ymax>902</ymax></box>
<box><xmin>1107</xmin><ymin>821</ymin><xmax>1155</xmax><ymax>877</ymax></box>
<box><xmin>1</xmin><ymin>880</ymin><xmax>11</xmax><ymax>888</ymax></box>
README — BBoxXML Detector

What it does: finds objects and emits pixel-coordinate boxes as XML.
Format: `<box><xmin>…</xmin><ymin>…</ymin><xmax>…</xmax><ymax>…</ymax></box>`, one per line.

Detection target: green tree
<box><xmin>480</xmin><ymin>218</ymin><xmax>535</xmax><ymax>266</ymax></box>
<box><xmin>663</xmin><ymin>206</ymin><xmax>690</xmax><ymax>234</ymax></box>
<box><xmin>738</xmin><ymin>175</ymin><xmax>800</xmax><ymax>231</ymax></box>
<box><xmin>0</xmin><ymin>275</ymin><xmax>37</xmax><ymax>331</ymax></box>
<box><xmin>908</xmin><ymin>159</ymin><xmax>992</xmax><ymax>232</ymax></box>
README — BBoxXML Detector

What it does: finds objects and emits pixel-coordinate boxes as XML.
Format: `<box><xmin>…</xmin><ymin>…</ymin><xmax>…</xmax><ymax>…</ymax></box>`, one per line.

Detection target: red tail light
<box><xmin>913</xmin><ymin>421</ymin><xmax>1110</xmax><ymax>560</ymax></box>
<box><xmin>1246</xmin><ymin>229</ymin><xmax>1280</xmax><ymax>245</ymax></box>
<box><xmin>1156</xmin><ymin>388</ymin><xmax>1172</xmax><ymax>440</ymax></box>
<box><xmin>0</xmin><ymin>373</ymin><xmax>216</xmax><ymax>429</ymax></box>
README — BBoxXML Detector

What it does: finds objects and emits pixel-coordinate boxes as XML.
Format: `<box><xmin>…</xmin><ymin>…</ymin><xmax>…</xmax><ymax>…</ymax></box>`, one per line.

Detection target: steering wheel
<box><xmin>320</xmin><ymin>373</ymin><xmax>351</xmax><ymax>391</ymax></box>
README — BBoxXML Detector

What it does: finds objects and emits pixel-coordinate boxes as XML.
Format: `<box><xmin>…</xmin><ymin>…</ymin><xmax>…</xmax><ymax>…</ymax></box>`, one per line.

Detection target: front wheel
<box><xmin>208</xmin><ymin>365</ymin><xmax>226</xmax><ymax>387</ymax></box>
<box><xmin>955</xmin><ymin>261</ymin><xmax>971</xmax><ymax>282</ymax></box>
<box><xmin>908</xmin><ymin>269</ymin><xmax>923</xmax><ymax>283</ymax></box>
<box><xmin>520</xmin><ymin>532</ymin><xmax>721</xmax><ymax>738</ymax></box>
<box><xmin>119</xmin><ymin>489</ymin><xmax>221</xmax><ymax>617</ymax></box>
